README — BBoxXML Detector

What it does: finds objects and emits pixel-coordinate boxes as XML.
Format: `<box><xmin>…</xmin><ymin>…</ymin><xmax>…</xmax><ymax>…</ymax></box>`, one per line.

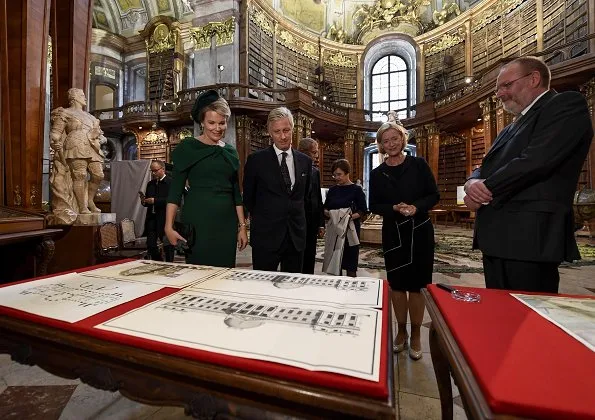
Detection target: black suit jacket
<box><xmin>469</xmin><ymin>90</ymin><xmax>593</xmax><ymax>263</ymax></box>
<box><xmin>243</xmin><ymin>146</ymin><xmax>312</xmax><ymax>252</ymax></box>
<box><xmin>306</xmin><ymin>166</ymin><xmax>325</xmax><ymax>233</ymax></box>
<box><xmin>143</xmin><ymin>175</ymin><xmax>171</xmax><ymax>236</ymax></box>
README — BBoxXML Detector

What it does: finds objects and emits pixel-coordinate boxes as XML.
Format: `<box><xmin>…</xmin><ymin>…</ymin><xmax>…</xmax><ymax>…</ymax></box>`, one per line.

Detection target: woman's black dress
<box><xmin>369</xmin><ymin>156</ymin><xmax>439</xmax><ymax>292</ymax></box>
<box><xmin>324</xmin><ymin>183</ymin><xmax>368</xmax><ymax>272</ymax></box>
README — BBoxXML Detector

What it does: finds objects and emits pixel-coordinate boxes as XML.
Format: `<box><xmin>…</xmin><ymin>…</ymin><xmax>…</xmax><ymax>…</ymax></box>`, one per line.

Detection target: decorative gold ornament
<box><xmin>143</xmin><ymin>130</ymin><xmax>167</xmax><ymax>144</ymax></box>
<box><xmin>472</xmin><ymin>0</ymin><xmax>523</xmax><ymax>32</ymax></box>
<box><xmin>432</xmin><ymin>2</ymin><xmax>461</xmax><ymax>27</ymax></box>
<box><xmin>14</xmin><ymin>185</ymin><xmax>22</xmax><ymax>207</ymax></box>
<box><xmin>275</xmin><ymin>27</ymin><xmax>318</xmax><ymax>59</ymax></box>
<box><xmin>425</xmin><ymin>29</ymin><xmax>465</xmax><ymax>56</ymax></box>
<box><xmin>353</xmin><ymin>0</ymin><xmax>431</xmax><ymax>40</ymax></box>
<box><xmin>146</xmin><ymin>23</ymin><xmax>176</xmax><ymax>53</ymax></box>
<box><xmin>324</xmin><ymin>51</ymin><xmax>357</xmax><ymax>68</ymax></box>
<box><xmin>327</xmin><ymin>22</ymin><xmax>353</xmax><ymax>44</ymax></box>
<box><xmin>250</xmin><ymin>7</ymin><xmax>274</xmax><ymax>36</ymax></box>
<box><xmin>190</xmin><ymin>17</ymin><xmax>236</xmax><ymax>50</ymax></box>
<box><xmin>30</xmin><ymin>184</ymin><xmax>38</xmax><ymax>207</ymax></box>
<box><xmin>178</xmin><ymin>129</ymin><xmax>193</xmax><ymax>140</ymax></box>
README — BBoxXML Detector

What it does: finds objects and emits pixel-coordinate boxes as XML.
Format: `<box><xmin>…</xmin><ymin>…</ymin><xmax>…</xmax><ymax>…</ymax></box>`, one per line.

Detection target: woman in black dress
<box><xmin>369</xmin><ymin>122</ymin><xmax>439</xmax><ymax>360</ymax></box>
<box><xmin>323</xmin><ymin>159</ymin><xmax>368</xmax><ymax>277</ymax></box>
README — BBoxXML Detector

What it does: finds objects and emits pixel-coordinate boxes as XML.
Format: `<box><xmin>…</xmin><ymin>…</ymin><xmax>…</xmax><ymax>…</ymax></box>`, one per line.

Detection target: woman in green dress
<box><xmin>164</xmin><ymin>90</ymin><xmax>248</xmax><ymax>267</ymax></box>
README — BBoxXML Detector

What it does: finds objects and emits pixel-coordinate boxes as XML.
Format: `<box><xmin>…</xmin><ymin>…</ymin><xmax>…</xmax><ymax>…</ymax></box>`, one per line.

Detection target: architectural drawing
<box><xmin>189</xmin><ymin>269</ymin><xmax>383</xmax><ymax>308</ymax></box>
<box><xmin>97</xmin><ymin>290</ymin><xmax>382</xmax><ymax>381</ymax></box>
<box><xmin>0</xmin><ymin>273</ymin><xmax>162</xmax><ymax>323</ymax></box>
<box><xmin>220</xmin><ymin>270</ymin><xmax>372</xmax><ymax>291</ymax></box>
<box><xmin>21</xmin><ymin>281</ymin><xmax>124</xmax><ymax>307</ymax></box>
<box><xmin>512</xmin><ymin>294</ymin><xmax>595</xmax><ymax>352</ymax></box>
<box><xmin>81</xmin><ymin>260</ymin><xmax>228</xmax><ymax>288</ymax></box>
<box><xmin>160</xmin><ymin>293</ymin><xmax>364</xmax><ymax>335</ymax></box>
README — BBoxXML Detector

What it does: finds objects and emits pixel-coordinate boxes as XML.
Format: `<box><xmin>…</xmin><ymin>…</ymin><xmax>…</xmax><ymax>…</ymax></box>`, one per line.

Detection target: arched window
<box><xmin>370</xmin><ymin>55</ymin><xmax>409</xmax><ymax>121</ymax></box>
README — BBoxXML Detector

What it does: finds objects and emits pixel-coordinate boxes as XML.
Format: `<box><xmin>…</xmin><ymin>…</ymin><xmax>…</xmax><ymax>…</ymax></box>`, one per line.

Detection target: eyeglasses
<box><xmin>494</xmin><ymin>72</ymin><xmax>534</xmax><ymax>93</ymax></box>
<box><xmin>332</xmin><ymin>172</ymin><xmax>346</xmax><ymax>179</ymax></box>
<box><xmin>150</xmin><ymin>168</ymin><xmax>162</xmax><ymax>173</ymax></box>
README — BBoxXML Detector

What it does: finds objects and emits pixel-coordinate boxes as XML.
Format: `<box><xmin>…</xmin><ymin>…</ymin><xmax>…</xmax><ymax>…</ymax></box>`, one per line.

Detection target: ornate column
<box><xmin>413</xmin><ymin>125</ymin><xmax>428</xmax><ymax>160</ymax></box>
<box><xmin>419</xmin><ymin>44</ymin><xmax>426</xmax><ymax>102</ymax></box>
<box><xmin>344</xmin><ymin>129</ymin><xmax>356</xmax><ymax>178</ymax></box>
<box><xmin>355</xmin><ymin>132</ymin><xmax>367</xmax><ymax>184</ymax></box>
<box><xmin>581</xmin><ymin>78</ymin><xmax>595</xmax><ymax>189</ymax></box>
<box><xmin>235</xmin><ymin>115</ymin><xmax>253</xmax><ymax>185</ymax></box>
<box><xmin>2</xmin><ymin>0</ymin><xmax>52</xmax><ymax>209</ymax></box>
<box><xmin>480</xmin><ymin>95</ymin><xmax>498</xmax><ymax>154</ymax></box>
<box><xmin>291</xmin><ymin>112</ymin><xmax>313</xmax><ymax>148</ymax></box>
<box><xmin>425</xmin><ymin>123</ymin><xmax>440</xmax><ymax>181</ymax></box>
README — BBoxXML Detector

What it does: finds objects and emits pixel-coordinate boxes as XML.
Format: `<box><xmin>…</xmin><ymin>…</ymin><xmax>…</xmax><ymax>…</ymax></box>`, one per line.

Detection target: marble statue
<box><xmin>49</xmin><ymin>88</ymin><xmax>106</xmax><ymax>225</ymax></box>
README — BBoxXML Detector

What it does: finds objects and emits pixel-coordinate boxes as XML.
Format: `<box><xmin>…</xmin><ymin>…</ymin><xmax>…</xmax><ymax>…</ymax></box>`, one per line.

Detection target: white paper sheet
<box><xmin>0</xmin><ymin>273</ymin><xmax>163</xmax><ymax>323</ymax></box>
<box><xmin>189</xmin><ymin>269</ymin><xmax>383</xmax><ymax>308</ymax></box>
<box><xmin>97</xmin><ymin>289</ymin><xmax>382</xmax><ymax>381</ymax></box>
<box><xmin>80</xmin><ymin>260</ymin><xmax>228</xmax><ymax>288</ymax></box>
<box><xmin>512</xmin><ymin>294</ymin><xmax>595</xmax><ymax>352</ymax></box>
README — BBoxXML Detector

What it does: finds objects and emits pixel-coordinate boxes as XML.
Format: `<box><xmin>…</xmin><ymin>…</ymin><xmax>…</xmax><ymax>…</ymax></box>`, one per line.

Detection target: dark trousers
<box><xmin>147</xmin><ymin>229</ymin><xmax>175</xmax><ymax>262</ymax></box>
<box><xmin>482</xmin><ymin>255</ymin><xmax>560</xmax><ymax>293</ymax></box>
<box><xmin>301</xmin><ymin>227</ymin><xmax>318</xmax><ymax>274</ymax></box>
<box><xmin>252</xmin><ymin>234</ymin><xmax>303</xmax><ymax>273</ymax></box>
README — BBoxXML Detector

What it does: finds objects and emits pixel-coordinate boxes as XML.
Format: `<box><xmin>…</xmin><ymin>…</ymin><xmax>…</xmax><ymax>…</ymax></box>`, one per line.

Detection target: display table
<box><xmin>0</xmin><ymin>261</ymin><xmax>396</xmax><ymax>419</ymax></box>
<box><xmin>423</xmin><ymin>285</ymin><xmax>595</xmax><ymax>420</ymax></box>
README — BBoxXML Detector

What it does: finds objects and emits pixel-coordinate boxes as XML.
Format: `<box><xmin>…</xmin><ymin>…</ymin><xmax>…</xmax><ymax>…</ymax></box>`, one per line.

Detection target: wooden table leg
<box><xmin>429</xmin><ymin>322</ymin><xmax>453</xmax><ymax>420</ymax></box>
<box><xmin>35</xmin><ymin>236</ymin><xmax>55</xmax><ymax>276</ymax></box>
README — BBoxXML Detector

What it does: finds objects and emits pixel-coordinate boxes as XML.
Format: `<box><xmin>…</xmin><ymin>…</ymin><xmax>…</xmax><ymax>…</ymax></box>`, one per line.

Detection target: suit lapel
<box><xmin>291</xmin><ymin>150</ymin><xmax>303</xmax><ymax>196</ymax></box>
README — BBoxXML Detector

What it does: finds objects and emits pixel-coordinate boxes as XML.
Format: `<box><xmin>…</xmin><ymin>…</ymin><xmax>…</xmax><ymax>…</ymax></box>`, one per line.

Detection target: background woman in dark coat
<box><xmin>369</xmin><ymin>122</ymin><xmax>439</xmax><ymax>360</ymax></box>
<box><xmin>323</xmin><ymin>159</ymin><xmax>368</xmax><ymax>277</ymax></box>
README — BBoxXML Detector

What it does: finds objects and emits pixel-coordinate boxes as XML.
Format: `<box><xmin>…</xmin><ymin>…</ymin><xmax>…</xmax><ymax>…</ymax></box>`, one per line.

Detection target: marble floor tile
<box><xmin>0</xmin><ymin>356</ymin><xmax>79</xmax><ymax>387</ymax></box>
<box><xmin>58</xmin><ymin>384</ymin><xmax>122</xmax><ymax>420</ymax></box>
<box><xmin>398</xmin><ymin>391</ymin><xmax>467</xmax><ymax>420</ymax></box>
<box><xmin>144</xmin><ymin>406</ymin><xmax>188</xmax><ymax>419</ymax></box>
<box><xmin>0</xmin><ymin>385</ymin><xmax>77</xmax><ymax>420</ymax></box>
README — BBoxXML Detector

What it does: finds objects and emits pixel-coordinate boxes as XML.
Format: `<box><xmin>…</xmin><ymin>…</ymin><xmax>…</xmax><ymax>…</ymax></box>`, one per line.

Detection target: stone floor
<box><xmin>1</xmin><ymin>226</ymin><xmax>594</xmax><ymax>419</ymax></box>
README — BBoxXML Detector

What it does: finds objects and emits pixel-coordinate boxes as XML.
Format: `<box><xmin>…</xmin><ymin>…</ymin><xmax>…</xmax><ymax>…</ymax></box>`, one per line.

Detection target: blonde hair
<box><xmin>199</xmin><ymin>97</ymin><xmax>231</xmax><ymax>123</ymax></box>
<box><xmin>376</xmin><ymin>122</ymin><xmax>408</xmax><ymax>154</ymax></box>
<box><xmin>267</xmin><ymin>107</ymin><xmax>294</xmax><ymax>130</ymax></box>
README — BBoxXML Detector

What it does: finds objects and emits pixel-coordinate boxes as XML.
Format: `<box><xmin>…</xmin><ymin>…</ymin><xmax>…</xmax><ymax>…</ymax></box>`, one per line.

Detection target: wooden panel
<box><xmin>51</xmin><ymin>0</ymin><xmax>93</xmax><ymax>108</ymax></box>
<box><xmin>5</xmin><ymin>0</ymin><xmax>51</xmax><ymax>209</ymax></box>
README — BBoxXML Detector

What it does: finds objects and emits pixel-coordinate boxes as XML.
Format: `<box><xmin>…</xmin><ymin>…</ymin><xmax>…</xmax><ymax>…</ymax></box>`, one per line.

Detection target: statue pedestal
<box><xmin>48</xmin><ymin>213</ymin><xmax>120</xmax><ymax>274</ymax></box>
<box><xmin>360</xmin><ymin>214</ymin><xmax>383</xmax><ymax>245</ymax></box>
<box><xmin>74</xmin><ymin>212</ymin><xmax>116</xmax><ymax>226</ymax></box>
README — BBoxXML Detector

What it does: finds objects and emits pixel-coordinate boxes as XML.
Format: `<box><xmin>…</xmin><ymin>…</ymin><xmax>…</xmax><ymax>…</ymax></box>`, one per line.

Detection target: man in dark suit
<box><xmin>142</xmin><ymin>160</ymin><xmax>174</xmax><ymax>262</ymax></box>
<box><xmin>298</xmin><ymin>137</ymin><xmax>325</xmax><ymax>274</ymax></box>
<box><xmin>243</xmin><ymin>107</ymin><xmax>313</xmax><ymax>272</ymax></box>
<box><xmin>464</xmin><ymin>56</ymin><xmax>593</xmax><ymax>293</ymax></box>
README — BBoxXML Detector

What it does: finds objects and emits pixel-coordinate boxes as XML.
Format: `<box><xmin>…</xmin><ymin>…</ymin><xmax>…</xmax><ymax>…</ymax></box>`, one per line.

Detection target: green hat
<box><xmin>191</xmin><ymin>89</ymin><xmax>219</xmax><ymax>123</ymax></box>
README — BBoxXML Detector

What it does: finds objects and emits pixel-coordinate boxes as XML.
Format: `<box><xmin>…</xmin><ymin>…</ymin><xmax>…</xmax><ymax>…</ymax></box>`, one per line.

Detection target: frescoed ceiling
<box><xmin>92</xmin><ymin>0</ymin><xmax>473</xmax><ymax>39</ymax></box>
<box><xmin>92</xmin><ymin>0</ymin><xmax>195</xmax><ymax>36</ymax></box>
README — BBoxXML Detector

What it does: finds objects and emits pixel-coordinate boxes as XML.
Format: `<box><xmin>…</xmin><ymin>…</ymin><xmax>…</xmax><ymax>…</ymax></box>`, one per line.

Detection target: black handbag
<box><xmin>173</xmin><ymin>221</ymin><xmax>196</xmax><ymax>250</ymax></box>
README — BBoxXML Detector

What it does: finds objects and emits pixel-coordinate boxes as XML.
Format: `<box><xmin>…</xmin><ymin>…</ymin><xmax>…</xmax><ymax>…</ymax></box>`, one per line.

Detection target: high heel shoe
<box><xmin>393</xmin><ymin>336</ymin><xmax>409</xmax><ymax>353</ymax></box>
<box><xmin>408</xmin><ymin>347</ymin><xmax>423</xmax><ymax>360</ymax></box>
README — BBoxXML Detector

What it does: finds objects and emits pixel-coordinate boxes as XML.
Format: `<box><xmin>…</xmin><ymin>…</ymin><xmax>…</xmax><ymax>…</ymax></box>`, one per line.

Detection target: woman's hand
<box><xmin>395</xmin><ymin>203</ymin><xmax>417</xmax><ymax>217</ymax></box>
<box><xmin>164</xmin><ymin>226</ymin><xmax>185</xmax><ymax>247</ymax></box>
<box><xmin>237</xmin><ymin>227</ymin><xmax>248</xmax><ymax>251</ymax></box>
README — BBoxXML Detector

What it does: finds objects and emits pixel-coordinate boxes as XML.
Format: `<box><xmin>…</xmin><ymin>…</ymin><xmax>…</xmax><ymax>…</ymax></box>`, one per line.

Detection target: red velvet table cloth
<box><xmin>0</xmin><ymin>261</ymin><xmax>390</xmax><ymax>399</ymax></box>
<box><xmin>428</xmin><ymin>284</ymin><xmax>595</xmax><ymax>420</ymax></box>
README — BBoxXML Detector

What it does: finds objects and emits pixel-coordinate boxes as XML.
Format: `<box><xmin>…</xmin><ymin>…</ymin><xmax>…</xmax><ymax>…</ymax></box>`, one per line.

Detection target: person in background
<box><xmin>141</xmin><ymin>159</ymin><xmax>174</xmax><ymax>262</ymax></box>
<box><xmin>369</xmin><ymin>122</ymin><xmax>439</xmax><ymax>360</ymax></box>
<box><xmin>243</xmin><ymin>107</ymin><xmax>312</xmax><ymax>273</ymax></box>
<box><xmin>323</xmin><ymin>159</ymin><xmax>367</xmax><ymax>278</ymax></box>
<box><xmin>298</xmin><ymin>137</ymin><xmax>325</xmax><ymax>274</ymax></box>
<box><xmin>164</xmin><ymin>90</ymin><xmax>247</xmax><ymax>267</ymax></box>
<box><xmin>464</xmin><ymin>56</ymin><xmax>593</xmax><ymax>293</ymax></box>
